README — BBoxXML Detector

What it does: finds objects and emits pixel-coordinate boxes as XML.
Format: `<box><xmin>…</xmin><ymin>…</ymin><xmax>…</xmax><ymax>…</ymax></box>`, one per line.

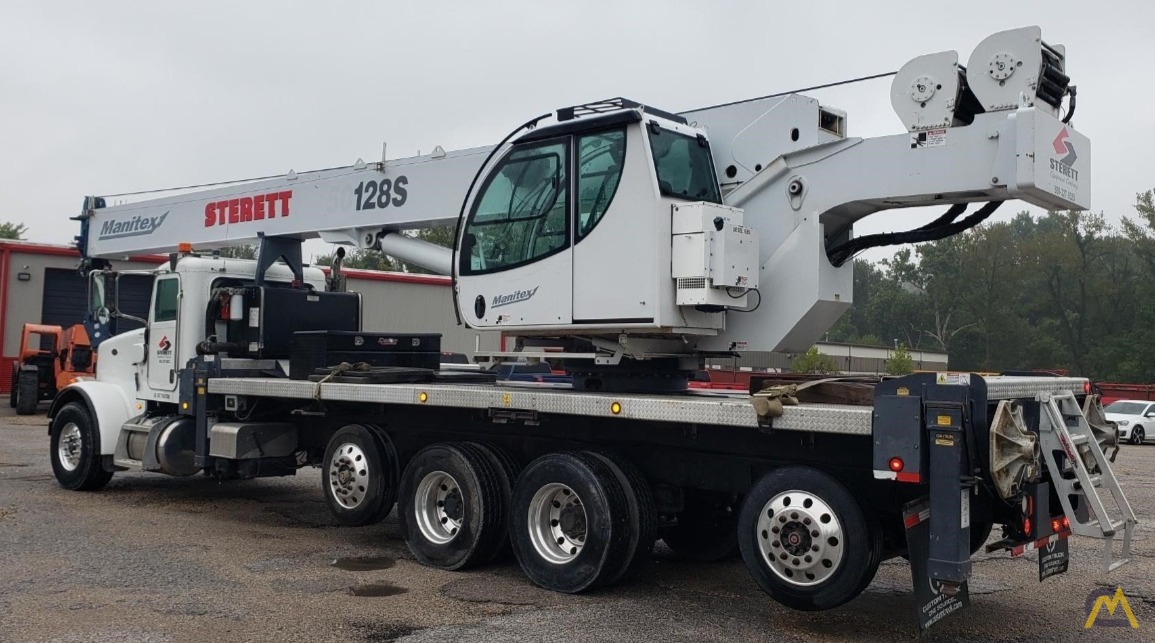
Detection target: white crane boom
<box><xmin>80</xmin><ymin>145</ymin><xmax>493</xmax><ymax>264</ymax></box>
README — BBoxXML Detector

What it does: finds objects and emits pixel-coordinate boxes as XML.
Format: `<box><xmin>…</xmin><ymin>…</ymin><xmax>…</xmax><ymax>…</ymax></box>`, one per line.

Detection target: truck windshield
<box><xmin>648</xmin><ymin>126</ymin><xmax>721</xmax><ymax>204</ymax></box>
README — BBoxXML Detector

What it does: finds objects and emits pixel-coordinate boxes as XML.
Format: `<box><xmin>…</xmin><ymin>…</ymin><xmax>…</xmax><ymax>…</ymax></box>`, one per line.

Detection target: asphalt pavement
<box><xmin>1</xmin><ymin>404</ymin><xmax>1152</xmax><ymax>642</ymax></box>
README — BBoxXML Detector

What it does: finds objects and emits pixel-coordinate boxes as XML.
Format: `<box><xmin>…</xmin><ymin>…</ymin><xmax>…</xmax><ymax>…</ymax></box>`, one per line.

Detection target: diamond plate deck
<box><xmin>207</xmin><ymin>378</ymin><xmax>874</xmax><ymax>435</ymax></box>
<box><xmin>206</xmin><ymin>375</ymin><xmax>1090</xmax><ymax>437</ymax></box>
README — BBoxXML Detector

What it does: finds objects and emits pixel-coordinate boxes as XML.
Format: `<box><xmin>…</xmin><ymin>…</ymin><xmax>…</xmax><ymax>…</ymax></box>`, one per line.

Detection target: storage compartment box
<box><xmin>229</xmin><ymin>287</ymin><xmax>362</xmax><ymax>359</ymax></box>
<box><xmin>290</xmin><ymin>331</ymin><xmax>442</xmax><ymax>380</ymax></box>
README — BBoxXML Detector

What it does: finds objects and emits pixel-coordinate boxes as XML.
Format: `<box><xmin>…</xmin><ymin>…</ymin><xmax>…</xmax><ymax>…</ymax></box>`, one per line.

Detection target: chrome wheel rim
<box><xmin>528</xmin><ymin>483</ymin><xmax>586</xmax><ymax>564</ymax></box>
<box><xmin>328</xmin><ymin>443</ymin><xmax>370</xmax><ymax>509</ymax></box>
<box><xmin>58</xmin><ymin>423</ymin><xmax>82</xmax><ymax>472</ymax></box>
<box><xmin>414</xmin><ymin>471</ymin><xmax>463</xmax><ymax>544</ymax></box>
<box><xmin>755</xmin><ymin>490</ymin><xmax>845</xmax><ymax>586</ymax></box>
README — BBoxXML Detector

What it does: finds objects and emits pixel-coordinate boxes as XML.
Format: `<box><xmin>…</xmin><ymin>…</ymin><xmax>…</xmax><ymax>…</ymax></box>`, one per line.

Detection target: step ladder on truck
<box><xmin>46</xmin><ymin>26</ymin><xmax>1133</xmax><ymax>631</ymax></box>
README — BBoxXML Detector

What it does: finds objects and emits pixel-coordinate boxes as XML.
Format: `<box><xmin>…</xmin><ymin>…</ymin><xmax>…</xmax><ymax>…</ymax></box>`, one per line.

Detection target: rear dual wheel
<box><xmin>398</xmin><ymin>442</ymin><xmax>519</xmax><ymax>570</ymax></box>
<box><xmin>323</xmin><ymin>424</ymin><xmax>398</xmax><ymax>526</ymax></box>
<box><xmin>509</xmin><ymin>451</ymin><xmax>655</xmax><ymax>593</ymax></box>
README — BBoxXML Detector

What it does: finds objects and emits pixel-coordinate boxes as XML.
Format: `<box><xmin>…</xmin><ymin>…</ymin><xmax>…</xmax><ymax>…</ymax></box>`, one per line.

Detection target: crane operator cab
<box><xmin>455</xmin><ymin>99</ymin><xmax>759</xmax><ymax>357</ymax></box>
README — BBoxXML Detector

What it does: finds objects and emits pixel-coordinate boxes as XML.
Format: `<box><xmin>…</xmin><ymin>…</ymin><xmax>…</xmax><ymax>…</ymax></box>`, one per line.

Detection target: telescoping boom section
<box><xmin>53</xmin><ymin>26</ymin><xmax>1131</xmax><ymax>633</ymax></box>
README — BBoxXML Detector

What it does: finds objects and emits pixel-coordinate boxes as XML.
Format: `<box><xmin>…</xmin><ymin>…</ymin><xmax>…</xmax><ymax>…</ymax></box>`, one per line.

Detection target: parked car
<box><xmin>1103</xmin><ymin>399</ymin><xmax>1155</xmax><ymax>444</ymax></box>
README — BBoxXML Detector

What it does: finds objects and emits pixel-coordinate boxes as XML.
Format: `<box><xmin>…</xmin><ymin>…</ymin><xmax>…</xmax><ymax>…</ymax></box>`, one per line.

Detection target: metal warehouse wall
<box><xmin>343</xmin><ymin>271</ymin><xmax>500</xmax><ymax>356</ymax></box>
<box><xmin>1</xmin><ymin>242</ymin><xmax>161</xmax><ymax>358</ymax></box>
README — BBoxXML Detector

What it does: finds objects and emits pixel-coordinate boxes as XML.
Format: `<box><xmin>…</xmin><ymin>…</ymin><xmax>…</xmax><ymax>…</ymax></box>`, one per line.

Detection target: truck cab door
<box><xmin>146</xmin><ymin>275</ymin><xmax>181</xmax><ymax>392</ymax></box>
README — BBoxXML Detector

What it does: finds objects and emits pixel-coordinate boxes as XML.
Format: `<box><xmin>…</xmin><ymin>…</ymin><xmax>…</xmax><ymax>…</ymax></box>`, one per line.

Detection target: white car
<box><xmin>1104</xmin><ymin>399</ymin><xmax>1155</xmax><ymax>445</ymax></box>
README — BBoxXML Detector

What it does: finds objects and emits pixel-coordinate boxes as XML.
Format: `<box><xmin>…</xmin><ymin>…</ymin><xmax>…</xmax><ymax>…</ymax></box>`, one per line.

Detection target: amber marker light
<box><xmin>418</xmin><ymin>391</ymin><xmax>428</xmax><ymax>403</ymax></box>
<box><xmin>610</xmin><ymin>402</ymin><xmax>622</xmax><ymax>415</ymax></box>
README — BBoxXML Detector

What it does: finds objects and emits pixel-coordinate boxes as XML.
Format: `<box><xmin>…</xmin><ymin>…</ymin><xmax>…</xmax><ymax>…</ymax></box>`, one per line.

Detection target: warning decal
<box><xmin>911</xmin><ymin>128</ymin><xmax>947</xmax><ymax>149</ymax></box>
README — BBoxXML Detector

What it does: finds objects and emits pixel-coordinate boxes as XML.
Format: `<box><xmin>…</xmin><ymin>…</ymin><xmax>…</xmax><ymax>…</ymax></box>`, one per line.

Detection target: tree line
<box><xmin>826</xmin><ymin>191</ymin><xmax>1155</xmax><ymax>382</ymax></box>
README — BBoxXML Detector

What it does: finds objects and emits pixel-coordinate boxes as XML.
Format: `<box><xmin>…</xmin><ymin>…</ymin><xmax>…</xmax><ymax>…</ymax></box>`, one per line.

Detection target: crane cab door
<box><xmin>146</xmin><ymin>275</ymin><xmax>181</xmax><ymax>393</ymax></box>
<box><xmin>570</xmin><ymin>126</ymin><xmax>652</xmax><ymax>323</ymax></box>
<box><xmin>456</xmin><ymin>138</ymin><xmax>573</xmax><ymax>328</ymax></box>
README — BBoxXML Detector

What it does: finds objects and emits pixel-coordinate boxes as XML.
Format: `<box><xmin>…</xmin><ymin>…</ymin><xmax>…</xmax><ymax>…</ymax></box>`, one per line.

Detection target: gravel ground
<box><xmin>1</xmin><ymin>404</ymin><xmax>1152</xmax><ymax>642</ymax></box>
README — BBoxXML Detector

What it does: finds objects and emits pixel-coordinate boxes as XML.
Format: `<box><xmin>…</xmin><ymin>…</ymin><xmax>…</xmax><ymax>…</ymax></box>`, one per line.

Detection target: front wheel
<box><xmin>322</xmin><ymin>424</ymin><xmax>398</xmax><ymax>526</ymax></box>
<box><xmin>1131</xmin><ymin>426</ymin><xmax>1145</xmax><ymax>445</ymax></box>
<box><xmin>50</xmin><ymin>402</ymin><xmax>113</xmax><ymax>491</ymax></box>
<box><xmin>737</xmin><ymin>466</ymin><xmax>878</xmax><ymax>611</ymax></box>
<box><xmin>15</xmin><ymin>370</ymin><xmax>38</xmax><ymax>415</ymax></box>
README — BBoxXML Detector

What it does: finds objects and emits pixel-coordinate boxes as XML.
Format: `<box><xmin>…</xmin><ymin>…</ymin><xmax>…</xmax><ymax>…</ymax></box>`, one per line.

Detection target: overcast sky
<box><xmin>3</xmin><ymin>1</ymin><xmax>1152</xmax><ymax>262</ymax></box>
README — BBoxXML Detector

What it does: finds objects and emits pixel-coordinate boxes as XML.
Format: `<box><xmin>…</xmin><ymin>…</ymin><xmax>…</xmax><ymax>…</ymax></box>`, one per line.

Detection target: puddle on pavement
<box><xmin>331</xmin><ymin>556</ymin><xmax>396</xmax><ymax>571</ymax></box>
<box><xmin>349</xmin><ymin>583</ymin><xmax>408</xmax><ymax>597</ymax></box>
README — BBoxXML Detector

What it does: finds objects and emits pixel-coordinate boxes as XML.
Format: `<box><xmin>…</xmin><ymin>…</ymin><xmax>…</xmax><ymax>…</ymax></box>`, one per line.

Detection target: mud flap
<box><xmin>1009</xmin><ymin>530</ymin><xmax>1071</xmax><ymax>581</ymax></box>
<box><xmin>905</xmin><ymin>499</ymin><xmax>970</xmax><ymax>631</ymax></box>
<box><xmin>1038</xmin><ymin>536</ymin><xmax>1070</xmax><ymax>580</ymax></box>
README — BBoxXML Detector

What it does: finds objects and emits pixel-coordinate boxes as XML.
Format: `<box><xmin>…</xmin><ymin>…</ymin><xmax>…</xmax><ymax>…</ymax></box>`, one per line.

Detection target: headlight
<box><xmin>1116</xmin><ymin>420</ymin><xmax>1130</xmax><ymax>426</ymax></box>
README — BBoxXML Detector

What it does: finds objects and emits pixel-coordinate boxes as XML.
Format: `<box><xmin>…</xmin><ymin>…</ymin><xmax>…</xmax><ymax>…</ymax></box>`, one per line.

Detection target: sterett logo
<box><xmin>1049</xmin><ymin>128</ymin><xmax>1079</xmax><ymax>181</ymax></box>
<box><xmin>1084</xmin><ymin>586</ymin><xmax>1139</xmax><ymax>629</ymax></box>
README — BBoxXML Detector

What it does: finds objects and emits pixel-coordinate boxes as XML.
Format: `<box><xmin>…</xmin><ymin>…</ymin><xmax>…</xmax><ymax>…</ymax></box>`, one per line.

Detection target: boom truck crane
<box><xmin>49</xmin><ymin>26</ymin><xmax>1135</xmax><ymax>629</ymax></box>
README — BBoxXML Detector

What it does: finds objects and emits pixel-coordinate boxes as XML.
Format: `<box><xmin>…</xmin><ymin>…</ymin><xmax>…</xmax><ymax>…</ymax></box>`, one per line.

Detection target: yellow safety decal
<box><xmin>896</xmin><ymin>387</ymin><xmax>909</xmax><ymax>396</ymax></box>
<box><xmin>936</xmin><ymin>415</ymin><xmax>952</xmax><ymax>426</ymax></box>
<box><xmin>502</xmin><ymin>392</ymin><xmax>511</xmax><ymax>407</ymax></box>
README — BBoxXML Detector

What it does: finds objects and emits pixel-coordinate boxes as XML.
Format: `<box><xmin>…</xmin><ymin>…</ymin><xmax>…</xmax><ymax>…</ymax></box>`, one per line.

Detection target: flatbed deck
<box><xmin>208</xmin><ymin>375</ymin><xmax>1090</xmax><ymax>437</ymax></box>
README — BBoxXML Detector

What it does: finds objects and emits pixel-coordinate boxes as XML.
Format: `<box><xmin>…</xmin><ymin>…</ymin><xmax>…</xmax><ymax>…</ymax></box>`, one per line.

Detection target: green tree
<box><xmin>217</xmin><ymin>245</ymin><xmax>257</xmax><ymax>259</ymax></box>
<box><xmin>885</xmin><ymin>343</ymin><xmax>914</xmax><ymax>375</ymax></box>
<box><xmin>790</xmin><ymin>346</ymin><xmax>839</xmax><ymax>374</ymax></box>
<box><xmin>315</xmin><ymin>226</ymin><xmax>456</xmax><ymax>275</ymax></box>
<box><xmin>0</xmin><ymin>221</ymin><xmax>27</xmax><ymax>240</ymax></box>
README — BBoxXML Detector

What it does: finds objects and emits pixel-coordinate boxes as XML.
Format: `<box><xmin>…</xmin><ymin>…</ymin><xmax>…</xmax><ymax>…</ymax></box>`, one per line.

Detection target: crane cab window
<box><xmin>648</xmin><ymin>125</ymin><xmax>722</xmax><ymax>204</ymax></box>
<box><xmin>576</xmin><ymin>129</ymin><xmax>626</xmax><ymax>239</ymax></box>
<box><xmin>461</xmin><ymin>140</ymin><xmax>569</xmax><ymax>275</ymax></box>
